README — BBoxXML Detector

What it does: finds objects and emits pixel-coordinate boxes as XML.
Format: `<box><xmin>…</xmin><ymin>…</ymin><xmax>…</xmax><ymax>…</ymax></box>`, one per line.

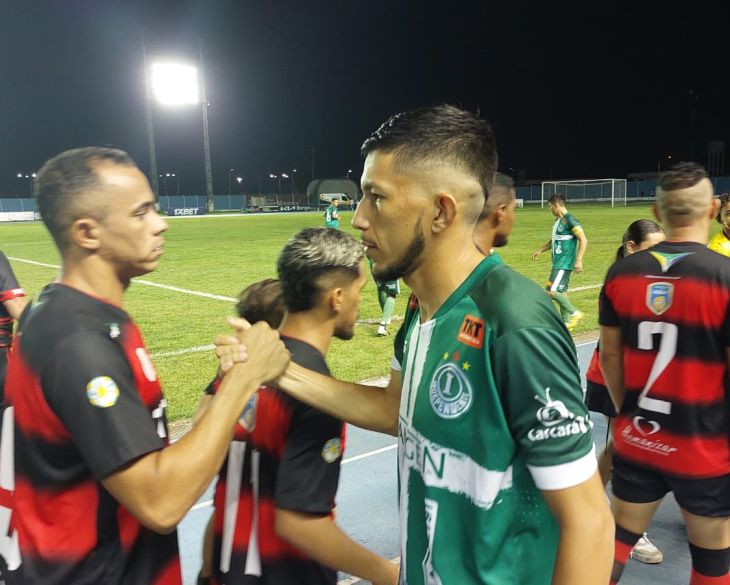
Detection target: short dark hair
<box><xmin>717</xmin><ymin>193</ymin><xmax>730</xmax><ymax>224</ymax></box>
<box><xmin>36</xmin><ymin>147</ymin><xmax>136</xmax><ymax>250</ymax></box>
<box><xmin>277</xmin><ymin>227</ymin><xmax>363</xmax><ymax>313</ymax></box>
<box><xmin>361</xmin><ymin>105</ymin><xmax>497</xmax><ymax>207</ymax></box>
<box><xmin>658</xmin><ymin>162</ymin><xmax>708</xmax><ymax>192</ymax></box>
<box><xmin>235</xmin><ymin>278</ymin><xmax>286</xmax><ymax>328</ymax></box>
<box><xmin>547</xmin><ymin>194</ymin><xmax>566</xmax><ymax>206</ymax></box>
<box><xmin>494</xmin><ymin>172</ymin><xmax>515</xmax><ymax>190</ymax></box>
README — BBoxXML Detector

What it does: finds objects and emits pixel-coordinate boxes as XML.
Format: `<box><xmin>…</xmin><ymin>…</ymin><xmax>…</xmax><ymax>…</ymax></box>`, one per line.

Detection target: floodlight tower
<box><xmin>142</xmin><ymin>34</ymin><xmax>215</xmax><ymax>211</ymax></box>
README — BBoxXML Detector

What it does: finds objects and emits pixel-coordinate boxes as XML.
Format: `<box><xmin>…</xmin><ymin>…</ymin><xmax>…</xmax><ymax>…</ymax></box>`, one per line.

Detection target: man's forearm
<box><xmin>278</xmin><ymin>361</ymin><xmax>399</xmax><ymax>435</ymax></box>
<box><xmin>275</xmin><ymin>510</ymin><xmax>397</xmax><ymax>585</ymax></box>
<box><xmin>577</xmin><ymin>237</ymin><xmax>588</xmax><ymax>262</ymax></box>
<box><xmin>102</xmin><ymin>364</ymin><xmax>267</xmax><ymax>532</ymax></box>
<box><xmin>551</xmin><ymin>519</ymin><xmax>613</xmax><ymax>584</ymax></box>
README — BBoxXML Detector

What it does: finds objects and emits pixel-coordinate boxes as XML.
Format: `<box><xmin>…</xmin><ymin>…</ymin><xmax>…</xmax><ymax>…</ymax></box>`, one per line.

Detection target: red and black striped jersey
<box><xmin>0</xmin><ymin>252</ymin><xmax>25</xmax><ymax>349</ymax></box>
<box><xmin>585</xmin><ymin>347</ymin><xmax>605</xmax><ymax>386</ymax></box>
<box><xmin>0</xmin><ymin>284</ymin><xmax>181</xmax><ymax>585</ymax></box>
<box><xmin>206</xmin><ymin>336</ymin><xmax>346</xmax><ymax>585</ymax></box>
<box><xmin>599</xmin><ymin>241</ymin><xmax>730</xmax><ymax>479</ymax></box>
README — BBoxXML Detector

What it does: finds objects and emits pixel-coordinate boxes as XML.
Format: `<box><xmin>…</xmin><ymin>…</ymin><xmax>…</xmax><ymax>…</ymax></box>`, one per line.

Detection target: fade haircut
<box><xmin>479</xmin><ymin>172</ymin><xmax>515</xmax><ymax>219</ymax></box>
<box><xmin>494</xmin><ymin>171</ymin><xmax>515</xmax><ymax>191</ymax></box>
<box><xmin>657</xmin><ymin>162</ymin><xmax>711</xmax><ymax>225</ymax></box>
<box><xmin>547</xmin><ymin>194</ymin><xmax>566</xmax><ymax>206</ymax></box>
<box><xmin>236</xmin><ymin>278</ymin><xmax>286</xmax><ymax>328</ymax></box>
<box><xmin>36</xmin><ymin>147</ymin><xmax>136</xmax><ymax>250</ymax></box>
<box><xmin>658</xmin><ymin>161</ymin><xmax>708</xmax><ymax>192</ymax></box>
<box><xmin>277</xmin><ymin>227</ymin><xmax>364</xmax><ymax>313</ymax></box>
<box><xmin>360</xmin><ymin>105</ymin><xmax>498</xmax><ymax>219</ymax></box>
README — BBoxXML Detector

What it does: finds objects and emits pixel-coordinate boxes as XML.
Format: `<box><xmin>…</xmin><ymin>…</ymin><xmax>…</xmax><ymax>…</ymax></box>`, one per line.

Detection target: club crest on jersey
<box><xmin>321</xmin><ymin>438</ymin><xmax>342</xmax><ymax>463</ymax></box>
<box><xmin>646</xmin><ymin>282</ymin><xmax>673</xmax><ymax>315</ymax></box>
<box><xmin>238</xmin><ymin>394</ymin><xmax>258</xmax><ymax>432</ymax></box>
<box><xmin>86</xmin><ymin>376</ymin><xmax>120</xmax><ymax>408</ymax></box>
<box><xmin>457</xmin><ymin>314</ymin><xmax>485</xmax><ymax>349</ymax></box>
<box><xmin>429</xmin><ymin>362</ymin><xmax>473</xmax><ymax>419</ymax></box>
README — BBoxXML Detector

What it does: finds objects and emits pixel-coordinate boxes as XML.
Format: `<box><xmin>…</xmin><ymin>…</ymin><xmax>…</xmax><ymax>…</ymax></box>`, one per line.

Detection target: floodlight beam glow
<box><xmin>150</xmin><ymin>62</ymin><xmax>200</xmax><ymax>106</ymax></box>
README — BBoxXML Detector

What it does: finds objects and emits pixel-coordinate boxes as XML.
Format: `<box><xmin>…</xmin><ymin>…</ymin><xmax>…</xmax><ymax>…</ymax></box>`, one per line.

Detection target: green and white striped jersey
<box><xmin>393</xmin><ymin>254</ymin><xmax>595</xmax><ymax>585</ymax></box>
<box><xmin>550</xmin><ymin>212</ymin><xmax>581</xmax><ymax>270</ymax></box>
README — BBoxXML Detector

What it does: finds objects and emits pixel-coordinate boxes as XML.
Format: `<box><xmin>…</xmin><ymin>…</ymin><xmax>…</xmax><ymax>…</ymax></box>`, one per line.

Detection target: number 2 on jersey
<box><xmin>637</xmin><ymin>321</ymin><xmax>677</xmax><ymax>415</ymax></box>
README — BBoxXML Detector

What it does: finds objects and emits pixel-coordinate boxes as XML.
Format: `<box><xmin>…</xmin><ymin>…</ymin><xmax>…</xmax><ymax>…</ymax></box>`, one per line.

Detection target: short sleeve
<box><xmin>42</xmin><ymin>331</ymin><xmax>164</xmax><ymax>480</ymax></box>
<box><xmin>492</xmin><ymin>327</ymin><xmax>596</xmax><ymax>490</ymax></box>
<box><xmin>566</xmin><ymin>214</ymin><xmax>582</xmax><ymax>231</ymax></box>
<box><xmin>0</xmin><ymin>253</ymin><xmax>22</xmax><ymax>298</ymax></box>
<box><xmin>274</xmin><ymin>404</ymin><xmax>343</xmax><ymax>515</ymax></box>
<box><xmin>598</xmin><ymin>271</ymin><xmax>620</xmax><ymax>327</ymax></box>
<box><xmin>204</xmin><ymin>376</ymin><xmax>221</xmax><ymax>396</ymax></box>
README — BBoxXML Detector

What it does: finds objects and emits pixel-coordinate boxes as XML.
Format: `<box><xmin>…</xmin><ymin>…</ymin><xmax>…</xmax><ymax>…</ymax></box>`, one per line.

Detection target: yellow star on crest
<box><xmin>462</xmin><ymin>361</ymin><xmax>471</xmax><ymax>371</ymax></box>
<box><xmin>443</xmin><ymin>352</ymin><xmax>449</xmax><ymax>360</ymax></box>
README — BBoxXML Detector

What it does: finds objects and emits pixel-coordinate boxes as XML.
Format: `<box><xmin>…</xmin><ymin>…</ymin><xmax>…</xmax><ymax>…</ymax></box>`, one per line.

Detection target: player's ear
<box><xmin>70</xmin><ymin>217</ymin><xmax>102</xmax><ymax>251</ymax></box>
<box><xmin>329</xmin><ymin>287</ymin><xmax>344</xmax><ymax>315</ymax></box>
<box><xmin>432</xmin><ymin>193</ymin><xmax>457</xmax><ymax>234</ymax></box>
<box><xmin>709</xmin><ymin>197</ymin><xmax>720</xmax><ymax>221</ymax></box>
<box><xmin>652</xmin><ymin>203</ymin><xmax>661</xmax><ymax>224</ymax></box>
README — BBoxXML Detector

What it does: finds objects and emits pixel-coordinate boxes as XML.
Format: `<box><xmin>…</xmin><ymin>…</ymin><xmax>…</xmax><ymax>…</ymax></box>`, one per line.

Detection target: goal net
<box><xmin>541</xmin><ymin>179</ymin><xmax>627</xmax><ymax>207</ymax></box>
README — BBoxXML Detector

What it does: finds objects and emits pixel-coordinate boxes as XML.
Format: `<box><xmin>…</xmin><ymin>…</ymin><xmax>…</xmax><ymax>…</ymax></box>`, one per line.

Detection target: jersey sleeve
<box><xmin>566</xmin><ymin>214</ymin><xmax>582</xmax><ymax>232</ymax></box>
<box><xmin>274</xmin><ymin>404</ymin><xmax>343</xmax><ymax>515</ymax></box>
<box><xmin>598</xmin><ymin>271</ymin><xmax>620</xmax><ymax>327</ymax></box>
<box><xmin>42</xmin><ymin>331</ymin><xmax>164</xmax><ymax>480</ymax></box>
<box><xmin>0</xmin><ymin>253</ymin><xmax>23</xmax><ymax>299</ymax></box>
<box><xmin>492</xmin><ymin>326</ymin><xmax>596</xmax><ymax>490</ymax></box>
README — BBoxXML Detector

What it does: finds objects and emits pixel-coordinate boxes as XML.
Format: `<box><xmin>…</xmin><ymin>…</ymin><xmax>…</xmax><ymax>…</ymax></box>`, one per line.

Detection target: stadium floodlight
<box><xmin>150</xmin><ymin>62</ymin><xmax>199</xmax><ymax>106</ymax></box>
<box><xmin>540</xmin><ymin>178</ymin><xmax>627</xmax><ymax>208</ymax></box>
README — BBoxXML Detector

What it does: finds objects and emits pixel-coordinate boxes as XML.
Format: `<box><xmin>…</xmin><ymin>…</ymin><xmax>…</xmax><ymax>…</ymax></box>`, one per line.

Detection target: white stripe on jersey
<box><xmin>244</xmin><ymin>449</ymin><xmax>262</xmax><ymax>576</ymax></box>
<box><xmin>400</xmin><ymin>319</ymin><xmax>434</xmax><ymax>426</ymax></box>
<box><xmin>526</xmin><ymin>446</ymin><xmax>597</xmax><ymax>490</ymax></box>
<box><xmin>220</xmin><ymin>441</ymin><xmax>246</xmax><ymax>574</ymax></box>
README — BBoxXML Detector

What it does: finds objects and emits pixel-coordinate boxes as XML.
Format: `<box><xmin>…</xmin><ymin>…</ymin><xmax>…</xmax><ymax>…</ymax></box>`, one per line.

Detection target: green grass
<box><xmin>2</xmin><ymin>205</ymin><xmax>713</xmax><ymax>421</ymax></box>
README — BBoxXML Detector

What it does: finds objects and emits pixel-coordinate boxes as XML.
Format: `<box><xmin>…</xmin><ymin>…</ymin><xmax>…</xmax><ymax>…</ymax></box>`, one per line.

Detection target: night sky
<box><xmin>1</xmin><ymin>0</ymin><xmax>727</xmax><ymax>196</ymax></box>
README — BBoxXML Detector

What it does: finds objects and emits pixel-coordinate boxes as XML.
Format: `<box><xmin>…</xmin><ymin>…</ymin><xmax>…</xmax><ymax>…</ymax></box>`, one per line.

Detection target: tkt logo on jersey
<box><xmin>86</xmin><ymin>376</ymin><xmax>120</xmax><ymax>408</ymax></box>
<box><xmin>429</xmin><ymin>362</ymin><xmax>473</xmax><ymax>419</ymax></box>
<box><xmin>457</xmin><ymin>314</ymin><xmax>485</xmax><ymax>349</ymax></box>
<box><xmin>646</xmin><ymin>282</ymin><xmax>673</xmax><ymax>315</ymax></box>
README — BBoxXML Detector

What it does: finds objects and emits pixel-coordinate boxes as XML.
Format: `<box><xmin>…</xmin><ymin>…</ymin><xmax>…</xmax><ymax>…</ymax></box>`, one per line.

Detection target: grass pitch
<box><xmin>2</xmin><ymin>203</ymin><xmax>693</xmax><ymax>421</ymax></box>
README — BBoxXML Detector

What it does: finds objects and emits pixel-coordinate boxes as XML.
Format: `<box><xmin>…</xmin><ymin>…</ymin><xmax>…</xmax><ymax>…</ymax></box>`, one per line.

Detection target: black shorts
<box><xmin>612</xmin><ymin>455</ymin><xmax>730</xmax><ymax>517</ymax></box>
<box><xmin>585</xmin><ymin>380</ymin><xmax>616</xmax><ymax>417</ymax></box>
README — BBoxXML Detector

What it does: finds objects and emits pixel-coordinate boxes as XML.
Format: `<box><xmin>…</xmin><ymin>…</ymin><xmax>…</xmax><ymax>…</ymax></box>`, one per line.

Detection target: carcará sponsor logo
<box><xmin>527</xmin><ymin>387</ymin><xmax>592</xmax><ymax>442</ymax></box>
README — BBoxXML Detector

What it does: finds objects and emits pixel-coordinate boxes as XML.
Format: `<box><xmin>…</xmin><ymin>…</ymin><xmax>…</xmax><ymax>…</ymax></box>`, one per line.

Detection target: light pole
<box><xmin>346</xmin><ymin>169</ymin><xmax>353</xmax><ymax>179</ymax></box>
<box><xmin>143</xmin><ymin>37</ymin><xmax>215</xmax><ymax>211</ymax></box>
<box><xmin>269</xmin><ymin>173</ymin><xmax>281</xmax><ymax>201</ymax></box>
<box><xmin>657</xmin><ymin>154</ymin><xmax>672</xmax><ymax>175</ymax></box>
<box><xmin>16</xmin><ymin>173</ymin><xmax>36</xmax><ymax>197</ymax></box>
<box><xmin>228</xmin><ymin>168</ymin><xmax>235</xmax><ymax>195</ymax></box>
<box><xmin>159</xmin><ymin>174</ymin><xmax>168</xmax><ymax>196</ymax></box>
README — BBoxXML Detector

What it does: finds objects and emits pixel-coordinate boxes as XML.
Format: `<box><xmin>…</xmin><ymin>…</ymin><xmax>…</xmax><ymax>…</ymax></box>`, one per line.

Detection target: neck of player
<box><xmin>59</xmin><ymin>254</ymin><xmax>131</xmax><ymax>308</ymax></box>
<box><xmin>665</xmin><ymin>224</ymin><xmax>710</xmax><ymax>245</ymax></box>
<box><xmin>279</xmin><ymin>310</ymin><xmax>336</xmax><ymax>356</ymax></box>
<box><xmin>405</xmin><ymin>234</ymin><xmax>485</xmax><ymax>322</ymax></box>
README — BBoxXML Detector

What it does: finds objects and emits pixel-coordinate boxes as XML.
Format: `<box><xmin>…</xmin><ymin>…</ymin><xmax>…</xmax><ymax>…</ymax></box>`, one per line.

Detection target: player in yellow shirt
<box><xmin>708</xmin><ymin>192</ymin><xmax>730</xmax><ymax>257</ymax></box>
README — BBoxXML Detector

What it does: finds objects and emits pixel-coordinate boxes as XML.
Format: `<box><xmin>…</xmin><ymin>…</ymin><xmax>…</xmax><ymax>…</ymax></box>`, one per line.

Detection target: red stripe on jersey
<box><xmin>154</xmin><ymin>557</ymin><xmax>184</xmax><ymax>585</ymax></box>
<box><xmin>117</xmin><ymin>506</ymin><xmax>142</xmax><ymax>553</ymax></box>
<box><xmin>613</xmin><ymin>416</ymin><xmax>730</xmax><ymax>478</ymax></box>
<box><xmin>6</xmin><ymin>352</ymin><xmax>70</xmax><ymax>443</ymax></box>
<box><xmin>14</xmin><ymin>478</ymin><xmax>99</xmax><ymax>559</ymax></box>
<box><xmin>623</xmin><ymin>350</ymin><xmax>726</xmax><ymax>405</ymax></box>
<box><xmin>213</xmin><ymin>486</ymin><xmax>305</xmax><ymax>560</ymax></box>
<box><xmin>585</xmin><ymin>349</ymin><xmax>605</xmax><ymax>385</ymax></box>
<box><xmin>233</xmin><ymin>388</ymin><xmax>293</xmax><ymax>457</ymax></box>
<box><xmin>605</xmin><ymin>275</ymin><xmax>730</xmax><ymax>328</ymax></box>
<box><xmin>0</xmin><ymin>288</ymin><xmax>25</xmax><ymax>302</ymax></box>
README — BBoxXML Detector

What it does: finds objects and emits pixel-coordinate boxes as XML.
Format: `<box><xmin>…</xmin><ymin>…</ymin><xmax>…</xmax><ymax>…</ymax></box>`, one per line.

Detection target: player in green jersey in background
<box><xmin>219</xmin><ymin>106</ymin><xmax>614</xmax><ymax>585</ymax></box>
<box><xmin>324</xmin><ymin>198</ymin><xmax>340</xmax><ymax>228</ymax></box>
<box><xmin>532</xmin><ymin>194</ymin><xmax>588</xmax><ymax>330</ymax></box>
<box><xmin>368</xmin><ymin>257</ymin><xmax>400</xmax><ymax>336</ymax></box>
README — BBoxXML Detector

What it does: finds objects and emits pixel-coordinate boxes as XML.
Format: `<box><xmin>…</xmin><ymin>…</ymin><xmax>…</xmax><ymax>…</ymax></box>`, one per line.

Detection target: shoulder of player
<box><xmin>469</xmin><ymin>265</ymin><xmax>563</xmax><ymax>335</ymax></box>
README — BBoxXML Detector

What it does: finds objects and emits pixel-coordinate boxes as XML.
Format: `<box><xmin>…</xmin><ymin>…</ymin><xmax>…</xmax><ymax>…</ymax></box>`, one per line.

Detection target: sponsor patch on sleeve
<box><xmin>86</xmin><ymin>376</ymin><xmax>120</xmax><ymax>408</ymax></box>
<box><xmin>321</xmin><ymin>438</ymin><xmax>343</xmax><ymax>463</ymax></box>
<box><xmin>457</xmin><ymin>314</ymin><xmax>485</xmax><ymax>348</ymax></box>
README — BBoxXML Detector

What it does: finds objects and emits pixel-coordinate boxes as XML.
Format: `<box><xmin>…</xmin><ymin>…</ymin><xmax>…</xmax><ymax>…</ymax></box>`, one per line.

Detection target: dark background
<box><xmin>1</xmin><ymin>0</ymin><xmax>727</xmax><ymax>196</ymax></box>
